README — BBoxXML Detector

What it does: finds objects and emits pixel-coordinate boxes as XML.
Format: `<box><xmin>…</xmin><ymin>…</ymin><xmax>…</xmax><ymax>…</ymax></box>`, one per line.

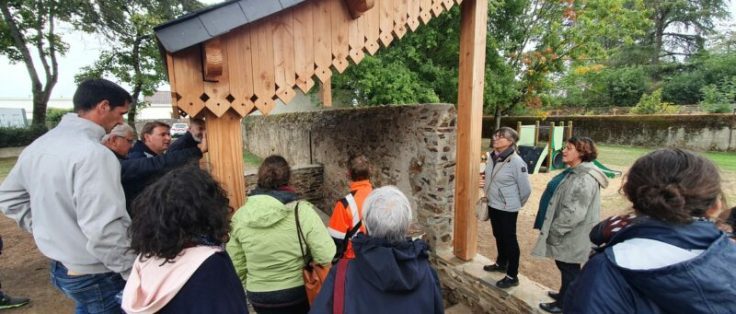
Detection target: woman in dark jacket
<box><xmin>122</xmin><ymin>165</ymin><xmax>248</xmax><ymax>314</ymax></box>
<box><xmin>310</xmin><ymin>186</ymin><xmax>444</xmax><ymax>314</ymax></box>
<box><xmin>565</xmin><ymin>148</ymin><xmax>736</xmax><ymax>313</ymax></box>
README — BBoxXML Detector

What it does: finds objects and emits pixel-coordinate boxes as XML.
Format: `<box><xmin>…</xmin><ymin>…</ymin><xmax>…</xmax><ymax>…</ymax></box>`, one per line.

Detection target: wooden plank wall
<box><xmin>167</xmin><ymin>0</ymin><xmax>462</xmax><ymax>119</ymax></box>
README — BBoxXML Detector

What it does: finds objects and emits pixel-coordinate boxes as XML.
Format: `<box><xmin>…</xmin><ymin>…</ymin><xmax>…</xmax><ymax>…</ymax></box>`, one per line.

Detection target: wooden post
<box><xmin>534</xmin><ymin>120</ymin><xmax>540</xmax><ymax>146</ymax></box>
<box><xmin>320</xmin><ymin>78</ymin><xmax>333</xmax><ymax>107</ymax></box>
<box><xmin>548</xmin><ymin>121</ymin><xmax>555</xmax><ymax>169</ymax></box>
<box><xmin>453</xmin><ymin>0</ymin><xmax>488</xmax><ymax>261</ymax></box>
<box><xmin>516</xmin><ymin>121</ymin><xmax>521</xmax><ymax>134</ymax></box>
<box><xmin>205</xmin><ymin>110</ymin><xmax>246</xmax><ymax>210</ymax></box>
<box><xmin>567</xmin><ymin>120</ymin><xmax>573</xmax><ymax>139</ymax></box>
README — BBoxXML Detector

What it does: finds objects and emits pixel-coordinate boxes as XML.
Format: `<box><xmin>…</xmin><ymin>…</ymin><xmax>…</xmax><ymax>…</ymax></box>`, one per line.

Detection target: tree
<box><xmin>331</xmin><ymin>1</ymin><xmax>649</xmax><ymax>130</ymax></box>
<box><xmin>0</xmin><ymin>0</ymin><xmax>85</xmax><ymax>128</ymax></box>
<box><xmin>646</xmin><ymin>0</ymin><xmax>729</xmax><ymax>66</ymax></box>
<box><xmin>75</xmin><ymin>1</ymin><xmax>203</xmax><ymax>128</ymax></box>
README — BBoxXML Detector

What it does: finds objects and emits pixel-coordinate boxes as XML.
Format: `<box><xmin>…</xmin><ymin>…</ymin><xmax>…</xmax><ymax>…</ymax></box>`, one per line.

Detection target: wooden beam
<box><xmin>344</xmin><ymin>0</ymin><xmax>375</xmax><ymax>19</ymax></box>
<box><xmin>203</xmin><ymin>38</ymin><xmax>223</xmax><ymax>82</ymax></box>
<box><xmin>320</xmin><ymin>77</ymin><xmax>333</xmax><ymax>107</ymax></box>
<box><xmin>453</xmin><ymin>0</ymin><xmax>487</xmax><ymax>261</ymax></box>
<box><xmin>205</xmin><ymin>110</ymin><xmax>246</xmax><ymax>210</ymax></box>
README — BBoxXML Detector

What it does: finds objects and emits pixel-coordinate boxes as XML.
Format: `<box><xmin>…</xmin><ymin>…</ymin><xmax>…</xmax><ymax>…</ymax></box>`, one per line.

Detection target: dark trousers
<box><xmin>555</xmin><ymin>260</ymin><xmax>581</xmax><ymax>307</ymax></box>
<box><xmin>489</xmin><ymin>207</ymin><xmax>520</xmax><ymax>278</ymax></box>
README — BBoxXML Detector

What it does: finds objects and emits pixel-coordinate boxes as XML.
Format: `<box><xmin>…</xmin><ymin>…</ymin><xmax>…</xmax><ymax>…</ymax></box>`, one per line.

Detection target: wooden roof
<box><xmin>156</xmin><ymin>0</ymin><xmax>464</xmax><ymax>118</ymax></box>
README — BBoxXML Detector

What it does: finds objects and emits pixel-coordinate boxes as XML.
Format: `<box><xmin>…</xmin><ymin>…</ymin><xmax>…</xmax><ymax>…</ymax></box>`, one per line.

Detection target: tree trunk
<box><xmin>493</xmin><ymin>105</ymin><xmax>502</xmax><ymax>131</ymax></box>
<box><xmin>128</xmin><ymin>86</ymin><xmax>142</xmax><ymax>135</ymax></box>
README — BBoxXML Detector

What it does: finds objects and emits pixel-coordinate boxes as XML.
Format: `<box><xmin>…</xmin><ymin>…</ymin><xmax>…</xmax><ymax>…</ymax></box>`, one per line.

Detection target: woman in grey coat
<box><xmin>532</xmin><ymin>136</ymin><xmax>608</xmax><ymax>314</ymax></box>
<box><xmin>481</xmin><ymin>127</ymin><xmax>531</xmax><ymax>289</ymax></box>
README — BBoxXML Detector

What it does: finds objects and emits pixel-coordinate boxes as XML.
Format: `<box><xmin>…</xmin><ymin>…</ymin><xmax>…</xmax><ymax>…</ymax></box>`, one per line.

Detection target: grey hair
<box><xmin>101</xmin><ymin>123</ymin><xmax>134</xmax><ymax>143</ymax></box>
<box><xmin>362</xmin><ymin>186</ymin><xmax>412</xmax><ymax>242</ymax></box>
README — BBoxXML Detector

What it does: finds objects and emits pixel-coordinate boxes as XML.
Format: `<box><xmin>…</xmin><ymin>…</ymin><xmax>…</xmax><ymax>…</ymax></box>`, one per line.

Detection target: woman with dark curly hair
<box><xmin>227</xmin><ymin>155</ymin><xmax>335</xmax><ymax>314</ymax></box>
<box><xmin>532</xmin><ymin>136</ymin><xmax>609</xmax><ymax>313</ymax></box>
<box><xmin>564</xmin><ymin>148</ymin><xmax>736</xmax><ymax>313</ymax></box>
<box><xmin>121</xmin><ymin>165</ymin><xmax>248</xmax><ymax>314</ymax></box>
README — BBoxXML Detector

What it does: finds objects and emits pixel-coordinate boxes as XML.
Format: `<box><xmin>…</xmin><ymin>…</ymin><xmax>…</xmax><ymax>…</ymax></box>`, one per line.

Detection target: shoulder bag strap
<box><xmin>294</xmin><ymin>202</ymin><xmax>310</xmax><ymax>266</ymax></box>
<box><xmin>333</xmin><ymin>258</ymin><xmax>349</xmax><ymax>314</ymax></box>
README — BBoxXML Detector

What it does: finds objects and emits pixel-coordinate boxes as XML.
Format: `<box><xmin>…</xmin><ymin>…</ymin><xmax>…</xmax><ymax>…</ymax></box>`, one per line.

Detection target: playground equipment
<box><xmin>515</xmin><ymin>121</ymin><xmax>622</xmax><ymax>178</ymax></box>
<box><xmin>515</xmin><ymin>121</ymin><xmax>569</xmax><ymax>174</ymax></box>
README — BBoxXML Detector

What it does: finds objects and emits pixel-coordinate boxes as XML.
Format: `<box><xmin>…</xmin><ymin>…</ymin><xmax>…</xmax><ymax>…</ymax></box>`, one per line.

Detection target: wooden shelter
<box><xmin>155</xmin><ymin>0</ymin><xmax>487</xmax><ymax>260</ymax></box>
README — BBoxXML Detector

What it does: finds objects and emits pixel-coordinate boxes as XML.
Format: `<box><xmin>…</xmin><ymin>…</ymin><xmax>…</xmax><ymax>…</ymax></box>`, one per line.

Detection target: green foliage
<box><xmin>645</xmin><ymin>0</ymin><xmax>729</xmax><ymax>63</ymax></box>
<box><xmin>332</xmin><ymin>7</ymin><xmax>459</xmax><ymax>106</ymax></box>
<box><xmin>560</xmin><ymin>66</ymin><xmax>649</xmax><ymax>107</ymax></box>
<box><xmin>45</xmin><ymin>107</ymin><xmax>73</xmax><ymax>128</ymax></box>
<box><xmin>699</xmin><ymin>78</ymin><xmax>735</xmax><ymax>113</ymax></box>
<box><xmin>631</xmin><ymin>88</ymin><xmax>677</xmax><ymax>114</ymax></box>
<box><xmin>75</xmin><ymin>1</ymin><xmax>202</xmax><ymax>124</ymax></box>
<box><xmin>0</xmin><ymin>125</ymin><xmax>47</xmax><ymax>148</ymax></box>
<box><xmin>661</xmin><ymin>51</ymin><xmax>736</xmax><ymax>105</ymax></box>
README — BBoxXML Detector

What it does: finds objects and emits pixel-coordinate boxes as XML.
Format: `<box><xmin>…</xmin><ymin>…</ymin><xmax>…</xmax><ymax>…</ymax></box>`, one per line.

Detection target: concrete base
<box><xmin>434</xmin><ymin>248</ymin><xmax>554</xmax><ymax>314</ymax></box>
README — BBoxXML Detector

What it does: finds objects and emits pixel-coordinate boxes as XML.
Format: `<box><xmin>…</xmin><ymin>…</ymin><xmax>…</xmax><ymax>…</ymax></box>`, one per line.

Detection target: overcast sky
<box><xmin>0</xmin><ymin>0</ymin><xmax>734</xmax><ymax>99</ymax></box>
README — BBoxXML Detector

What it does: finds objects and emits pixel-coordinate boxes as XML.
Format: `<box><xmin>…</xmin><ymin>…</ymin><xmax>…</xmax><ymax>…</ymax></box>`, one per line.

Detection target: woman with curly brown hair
<box><xmin>564</xmin><ymin>148</ymin><xmax>736</xmax><ymax>313</ymax></box>
<box><xmin>122</xmin><ymin>165</ymin><xmax>248</xmax><ymax>314</ymax></box>
<box><xmin>532</xmin><ymin>136</ymin><xmax>609</xmax><ymax>313</ymax></box>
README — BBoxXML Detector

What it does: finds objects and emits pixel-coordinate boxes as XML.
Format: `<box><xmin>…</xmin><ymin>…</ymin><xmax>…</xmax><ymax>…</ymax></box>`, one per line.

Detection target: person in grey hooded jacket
<box><xmin>481</xmin><ymin>127</ymin><xmax>531</xmax><ymax>289</ymax></box>
<box><xmin>532</xmin><ymin>136</ymin><xmax>608</xmax><ymax>314</ymax></box>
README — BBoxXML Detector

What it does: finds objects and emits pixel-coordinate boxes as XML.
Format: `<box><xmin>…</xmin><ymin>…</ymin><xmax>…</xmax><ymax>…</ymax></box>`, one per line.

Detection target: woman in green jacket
<box><xmin>227</xmin><ymin>155</ymin><xmax>336</xmax><ymax>314</ymax></box>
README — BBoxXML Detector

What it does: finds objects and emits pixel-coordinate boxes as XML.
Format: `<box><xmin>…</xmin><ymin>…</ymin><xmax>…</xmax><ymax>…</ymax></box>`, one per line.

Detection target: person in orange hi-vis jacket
<box><xmin>328</xmin><ymin>154</ymin><xmax>374</xmax><ymax>261</ymax></box>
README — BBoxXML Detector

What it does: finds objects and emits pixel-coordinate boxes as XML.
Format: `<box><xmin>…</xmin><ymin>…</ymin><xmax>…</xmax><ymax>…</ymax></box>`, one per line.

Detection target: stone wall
<box><xmin>242</xmin><ymin>104</ymin><xmax>457</xmax><ymax>249</ymax></box>
<box><xmin>245</xmin><ymin>164</ymin><xmax>324</xmax><ymax>209</ymax></box>
<box><xmin>487</xmin><ymin>114</ymin><xmax>736</xmax><ymax>151</ymax></box>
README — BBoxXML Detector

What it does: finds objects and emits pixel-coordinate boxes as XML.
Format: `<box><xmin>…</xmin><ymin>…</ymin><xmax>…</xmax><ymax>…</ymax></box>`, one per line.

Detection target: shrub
<box><xmin>699</xmin><ymin>79</ymin><xmax>735</xmax><ymax>113</ymax></box>
<box><xmin>46</xmin><ymin>108</ymin><xmax>73</xmax><ymax>128</ymax></box>
<box><xmin>0</xmin><ymin>125</ymin><xmax>47</xmax><ymax>148</ymax></box>
<box><xmin>631</xmin><ymin>88</ymin><xmax>678</xmax><ymax>114</ymax></box>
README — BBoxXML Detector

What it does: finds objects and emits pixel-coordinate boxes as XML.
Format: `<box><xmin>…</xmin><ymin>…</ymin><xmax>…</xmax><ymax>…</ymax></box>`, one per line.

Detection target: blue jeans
<box><xmin>50</xmin><ymin>261</ymin><xmax>125</xmax><ymax>314</ymax></box>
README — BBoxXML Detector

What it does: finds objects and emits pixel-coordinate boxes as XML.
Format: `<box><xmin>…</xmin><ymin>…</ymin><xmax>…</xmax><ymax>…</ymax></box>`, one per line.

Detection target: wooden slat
<box><xmin>443</xmin><ymin>0</ymin><xmax>454</xmax><ymax>10</ymax></box>
<box><xmin>432</xmin><ymin>0</ymin><xmax>444</xmax><ymax>16</ymax></box>
<box><xmin>407</xmin><ymin>0</ymin><xmax>421</xmax><ymax>31</ymax></box>
<box><xmin>320</xmin><ymin>78</ymin><xmax>332</xmax><ymax>107</ymax></box>
<box><xmin>293</xmin><ymin>6</ymin><xmax>316</xmax><ymax>93</ymax></box>
<box><xmin>331</xmin><ymin>0</ymin><xmax>350</xmax><ymax>73</ymax></box>
<box><xmin>349</xmin><ymin>8</ymin><xmax>365</xmax><ymax>64</ymax></box>
<box><xmin>225</xmin><ymin>26</ymin><xmax>256</xmax><ymax>117</ymax></box>
<box><xmin>204</xmin><ymin>38</ymin><xmax>231</xmax><ymax>117</ymax></box>
<box><xmin>455</xmin><ymin>0</ymin><xmax>463</xmax><ymax>4</ymax></box>
<box><xmin>165</xmin><ymin>53</ymin><xmax>181</xmax><ymax>118</ymax></box>
<box><xmin>172</xmin><ymin>45</ymin><xmax>205</xmax><ymax>117</ymax></box>
<box><xmin>252</xmin><ymin>20</ymin><xmax>276</xmax><ymax>115</ymax></box>
<box><xmin>379</xmin><ymin>0</ymin><xmax>394</xmax><ymax>47</ymax></box>
<box><xmin>420</xmin><ymin>0</ymin><xmax>433</xmax><ymax>24</ymax></box>
<box><xmin>205</xmin><ymin>110</ymin><xmax>246</xmax><ymax>211</ymax></box>
<box><xmin>453</xmin><ymin>0</ymin><xmax>488</xmax><ymax>261</ymax></box>
<box><xmin>393</xmin><ymin>0</ymin><xmax>408</xmax><ymax>39</ymax></box>
<box><xmin>313</xmin><ymin>0</ymin><xmax>333</xmax><ymax>83</ymax></box>
<box><xmin>363</xmin><ymin>0</ymin><xmax>381</xmax><ymax>55</ymax></box>
<box><xmin>273</xmin><ymin>13</ymin><xmax>297</xmax><ymax>104</ymax></box>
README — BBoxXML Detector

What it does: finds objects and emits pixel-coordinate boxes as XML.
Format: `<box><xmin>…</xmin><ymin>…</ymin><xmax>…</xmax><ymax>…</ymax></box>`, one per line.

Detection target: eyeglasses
<box><xmin>492</xmin><ymin>135</ymin><xmax>507</xmax><ymax>140</ymax></box>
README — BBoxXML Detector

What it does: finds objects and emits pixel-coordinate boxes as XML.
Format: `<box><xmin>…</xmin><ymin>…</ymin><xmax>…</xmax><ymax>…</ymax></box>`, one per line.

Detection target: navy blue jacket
<box><xmin>159</xmin><ymin>252</ymin><xmax>248</xmax><ymax>314</ymax></box>
<box><xmin>565</xmin><ymin>218</ymin><xmax>736</xmax><ymax>313</ymax></box>
<box><xmin>168</xmin><ymin>131</ymin><xmax>199</xmax><ymax>153</ymax></box>
<box><xmin>117</xmin><ymin>141</ymin><xmax>201</xmax><ymax>213</ymax></box>
<box><xmin>310</xmin><ymin>234</ymin><xmax>444</xmax><ymax>314</ymax></box>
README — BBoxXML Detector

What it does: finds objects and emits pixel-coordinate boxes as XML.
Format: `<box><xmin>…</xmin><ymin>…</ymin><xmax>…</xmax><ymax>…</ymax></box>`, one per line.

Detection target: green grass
<box><xmin>597</xmin><ymin>144</ymin><xmax>736</xmax><ymax>173</ymax></box>
<box><xmin>0</xmin><ymin>157</ymin><xmax>17</xmax><ymax>181</ymax></box>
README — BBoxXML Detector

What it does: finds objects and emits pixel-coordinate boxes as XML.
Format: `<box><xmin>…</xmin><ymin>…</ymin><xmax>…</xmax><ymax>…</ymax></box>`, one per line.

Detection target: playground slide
<box><xmin>593</xmin><ymin>160</ymin><xmax>623</xmax><ymax>178</ymax></box>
